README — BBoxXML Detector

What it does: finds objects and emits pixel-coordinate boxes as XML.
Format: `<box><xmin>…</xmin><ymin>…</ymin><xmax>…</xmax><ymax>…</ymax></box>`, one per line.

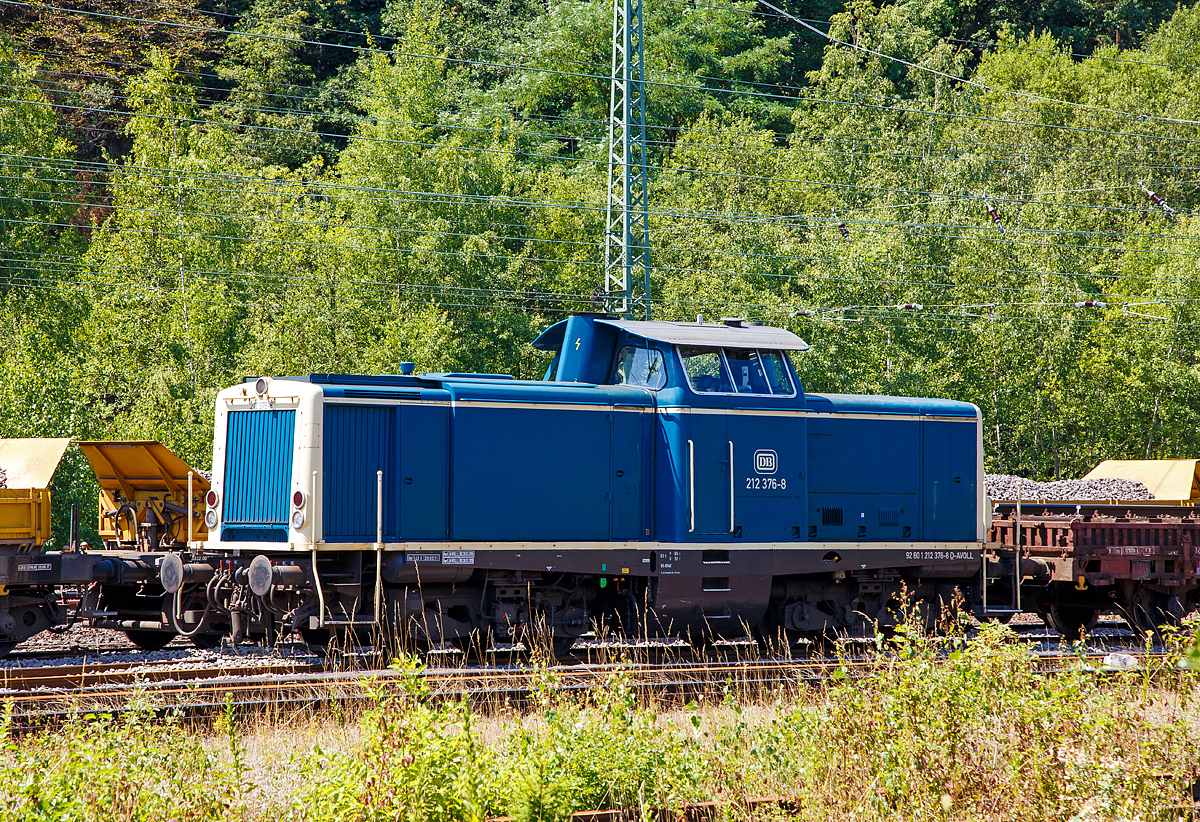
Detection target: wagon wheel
<box><xmin>1046</xmin><ymin>604</ymin><xmax>1099</xmax><ymax>640</ymax></box>
<box><xmin>189</xmin><ymin>633</ymin><xmax>223</xmax><ymax>649</ymax></box>
<box><xmin>125</xmin><ymin>629</ymin><xmax>174</xmax><ymax>651</ymax></box>
<box><xmin>1118</xmin><ymin>594</ymin><xmax>1185</xmax><ymax>641</ymax></box>
<box><xmin>299</xmin><ymin>622</ymin><xmax>333</xmax><ymax>647</ymax></box>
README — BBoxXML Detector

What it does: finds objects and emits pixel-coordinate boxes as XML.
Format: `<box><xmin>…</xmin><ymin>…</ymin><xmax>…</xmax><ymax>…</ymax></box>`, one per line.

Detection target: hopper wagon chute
<box><xmin>78</xmin><ymin>440</ymin><xmax>211</xmax><ymax>550</ymax></box>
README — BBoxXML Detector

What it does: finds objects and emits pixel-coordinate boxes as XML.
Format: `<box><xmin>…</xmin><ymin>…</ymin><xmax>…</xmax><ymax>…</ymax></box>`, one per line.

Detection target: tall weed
<box><xmin>4</xmin><ymin>626</ymin><xmax>1199</xmax><ymax>822</ymax></box>
<box><xmin>758</xmin><ymin>622</ymin><xmax>1199</xmax><ymax>819</ymax></box>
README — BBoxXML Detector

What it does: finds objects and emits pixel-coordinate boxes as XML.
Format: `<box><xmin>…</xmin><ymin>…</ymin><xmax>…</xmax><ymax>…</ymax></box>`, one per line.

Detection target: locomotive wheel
<box><xmin>752</xmin><ymin>625</ymin><xmax>783</xmax><ymax>658</ymax></box>
<box><xmin>753</xmin><ymin>625</ymin><xmax>803</xmax><ymax>659</ymax></box>
<box><xmin>687</xmin><ymin>631</ymin><xmax>714</xmax><ymax>656</ymax></box>
<box><xmin>124</xmin><ymin>629</ymin><xmax>174</xmax><ymax>651</ymax></box>
<box><xmin>1046</xmin><ymin>605</ymin><xmax>1099</xmax><ymax>640</ymax></box>
<box><xmin>877</xmin><ymin>594</ymin><xmax>941</xmax><ymax>638</ymax></box>
<box><xmin>449</xmin><ymin>630</ymin><xmax>490</xmax><ymax>661</ymax></box>
<box><xmin>189</xmin><ymin>633</ymin><xmax>223</xmax><ymax>649</ymax></box>
<box><xmin>0</xmin><ymin>641</ymin><xmax>17</xmax><ymax>660</ymax></box>
<box><xmin>299</xmin><ymin>623</ymin><xmax>332</xmax><ymax>647</ymax></box>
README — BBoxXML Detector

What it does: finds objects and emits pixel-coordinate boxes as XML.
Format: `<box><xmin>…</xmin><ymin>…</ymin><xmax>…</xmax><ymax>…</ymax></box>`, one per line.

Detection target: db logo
<box><xmin>753</xmin><ymin>449</ymin><xmax>778</xmax><ymax>475</ymax></box>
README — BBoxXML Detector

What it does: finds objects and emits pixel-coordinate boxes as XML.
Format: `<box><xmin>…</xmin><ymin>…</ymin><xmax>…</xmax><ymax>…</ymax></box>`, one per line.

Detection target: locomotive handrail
<box><xmin>311</xmin><ymin>547</ymin><xmax>325</xmax><ymax>628</ymax></box>
<box><xmin>374</xmin><ymin>470</ymin><xmax>383</xmax><ymax>625</ymax></box>
<box><xmin>728</xmin><ymin>441</ymin><xmax>735</xmax><ymax>534</ymax></box>
<box><xmin>688</xmin><ymin>440</ymin><xmax>695</xmax><ymax>534</ymax></box>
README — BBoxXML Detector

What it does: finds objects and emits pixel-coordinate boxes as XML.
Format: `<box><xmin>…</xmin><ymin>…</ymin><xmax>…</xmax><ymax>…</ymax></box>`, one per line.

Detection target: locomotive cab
<box><xmin>532</xmin><ymin>314</ymin><xmax>813</xmax><ymax>548</ymax></box>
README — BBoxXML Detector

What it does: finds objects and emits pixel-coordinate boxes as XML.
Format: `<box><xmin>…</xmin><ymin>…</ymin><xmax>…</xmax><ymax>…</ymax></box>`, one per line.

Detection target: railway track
<box><xmin>0</xmin><ymin>659</ymin><xmax>325</xmax><ymax>691</ymax></box>
<box><xmin>1</xmin><ymin>648</ymin><xmax>1182</xmax><ymax>722</ymax></box>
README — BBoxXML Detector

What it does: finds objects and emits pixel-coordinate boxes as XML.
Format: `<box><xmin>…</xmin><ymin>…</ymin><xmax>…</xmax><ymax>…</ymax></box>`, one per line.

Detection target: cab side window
<box><xmin>723</xmin><ymin>349</ymin><xmax>772</xmax><ymax>394</ymax></box>
<box><xmin>678</xmin><ymin>347</ymin><xmax>795</xmax><ymax>396</ymax></box>
<box><xmin>759</xmin><ymin>350</ymin><xmax>794</xmax><ymax>394</ymax></box>
<box><xmin>612</xmin><ymin>346</ymin><xmax>667</xmax><ymax>389</ymax></box>
<box><xmin>679</xmin><ymin>346</ymin><xmax>733</xmax><ymax>393</ymax></box>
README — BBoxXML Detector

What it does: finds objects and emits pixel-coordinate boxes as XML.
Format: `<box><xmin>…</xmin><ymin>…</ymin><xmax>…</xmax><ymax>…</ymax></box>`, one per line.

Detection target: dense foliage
<box><xmin>1</xmin><ymin>0</ymin><xmax>1198</xmax><ymax>543</ymax></box>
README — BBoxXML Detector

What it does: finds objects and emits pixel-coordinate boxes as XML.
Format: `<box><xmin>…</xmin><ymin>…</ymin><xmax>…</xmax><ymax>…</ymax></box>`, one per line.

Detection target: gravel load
<box><xmin>986</xmin><ymin>474</ymin><xmax>1154</xmax><ymax>501</ymax></box>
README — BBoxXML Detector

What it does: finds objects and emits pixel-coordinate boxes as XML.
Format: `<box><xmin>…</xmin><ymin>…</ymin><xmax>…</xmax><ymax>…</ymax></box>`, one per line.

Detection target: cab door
<box><xmin>611</xmin><ymin>404</ymin><xmax>650</xmax><ymax>540</ymax></box>
<box><xmin>688</xmin><ymin>409</ymin><xmax>732</xmax><ymax>540</ymax></box>
<box><xmin>730</xmin><ymin>413</ymin><xmax>805</xmax><ymax>542</ymax></box>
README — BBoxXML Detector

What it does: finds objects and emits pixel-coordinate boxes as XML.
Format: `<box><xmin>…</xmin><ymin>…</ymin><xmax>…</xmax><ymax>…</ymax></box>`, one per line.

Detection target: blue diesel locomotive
<box><xmin>159</xmin><ymin>315</ymin><xmax>988</xmax><ymax>650</ymax></box>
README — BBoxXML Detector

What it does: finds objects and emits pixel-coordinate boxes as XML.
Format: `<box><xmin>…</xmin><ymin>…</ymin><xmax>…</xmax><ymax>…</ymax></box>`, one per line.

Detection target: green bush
<box><xmin>295</xmin><ymin>656</ymin><xmax>502</xmax><ymax>822</ymax></box>
<box><xmin>759</xmin><ymin>623</ymin><xmax>1199</xmax><ymax>819</ymax></box>
<box><xmin>501</xmin><ymin>669</ymin><xmax>706</xmax><ymax>821</ymax></box>
<box><xmin>4</xmin><ymin>630</ymin><xmax>1199</xmax><ymax>822</ymax></box>
<box><xmin>0</xmin><ymin>704</ymin><xmax>237</xmax><ymax>821</ymax></box>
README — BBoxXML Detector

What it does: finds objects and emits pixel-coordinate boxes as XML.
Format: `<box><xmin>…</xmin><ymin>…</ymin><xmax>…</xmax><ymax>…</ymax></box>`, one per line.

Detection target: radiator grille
<box><xmin>820</xmin><ymin>506</ymin><xmax>844</xmax><ymax>527</ymax></box>
<box><xmin>222</xmin><ymin>409</ymin><xmax>295</xmax><ymax>540</ymax></box>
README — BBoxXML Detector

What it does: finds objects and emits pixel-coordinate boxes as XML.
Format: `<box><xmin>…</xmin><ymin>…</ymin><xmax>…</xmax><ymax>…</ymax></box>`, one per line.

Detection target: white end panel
<box><xmin>204</xmin><ymin>378</ymin><xmax>324</xmax><ymax>550</ymax></box>
<box><xmin>290</xmin><ymin>382</ymin><xmax>324</xmax><ymax>547</ymax></box>
<box><xmin>205</xmin><ymin>384</ymin><xmax>237</xmax><ymax>550</ymax></box>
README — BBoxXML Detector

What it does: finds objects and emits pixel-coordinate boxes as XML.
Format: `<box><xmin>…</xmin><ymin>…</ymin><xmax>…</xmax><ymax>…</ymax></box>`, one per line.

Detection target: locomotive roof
<box><xmin>532</xmin><ymin>318</ymin><xmax>809</xmax><ymax>351</ymax></box>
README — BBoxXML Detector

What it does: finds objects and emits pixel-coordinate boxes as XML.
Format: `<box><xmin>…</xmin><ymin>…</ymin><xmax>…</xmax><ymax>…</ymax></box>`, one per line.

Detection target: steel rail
<box><xmin>1</xmin><ymin>651</ymin><xmax>1180</xmax><ymax>722</ymax></box>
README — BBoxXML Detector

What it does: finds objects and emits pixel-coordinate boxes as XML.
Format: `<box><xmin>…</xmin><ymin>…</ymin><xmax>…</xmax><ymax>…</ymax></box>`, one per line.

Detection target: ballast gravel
<box><xmin>3</xmin><ymin>622</ymin><xmax>322</xmax><ymax>671</ymax></box>
<box><xmin>985</xmin><ymin>474</ymin><xmax>1154</xmax><ymax>501</ymax></box>
<box><xmin>0</xmin><ymin>643</ymin><xmax>323</xmax><ymax>672</ymax></box>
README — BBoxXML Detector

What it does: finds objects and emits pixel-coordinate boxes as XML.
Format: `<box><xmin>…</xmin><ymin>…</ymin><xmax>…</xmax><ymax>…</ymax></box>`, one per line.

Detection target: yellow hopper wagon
<box><xmin>0</xmin><ymin>439</ymin><xmax>215</xmax><ymax>656</ymax></box>
<box><xmin>0</xmin><ymin>438</ymin><xmax>70</xmax><ymax>553</ymax></box>
<box><xmin>75</xmin><ymin>441</ymin><xmax>216</xmax><ymax>650</ymax></box>
<box><xmin>0</xmin><ymin>438</ymin><xmax>114</xmax><ymax>655</ymax></box>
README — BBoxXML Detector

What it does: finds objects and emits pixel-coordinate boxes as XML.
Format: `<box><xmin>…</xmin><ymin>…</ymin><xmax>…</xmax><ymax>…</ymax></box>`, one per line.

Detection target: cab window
<box><xmin>678</xmin><ymin>346</ymin><xmax>795</xmax><ymax>396</ymax></box>
<box><xmin>724</xmin><ymin>349</ymin><xmax>772</xmax><ymax>394</ymax></box>
<box><xmin>612</xmin><ymin>346</ymin><xmax>667</xmax><ymax>389</ymax></box>
<box><xmin>758</xmin><ymin>350</ymin><xmax>794</xmax><ymax>394</ymax></box>
<box><xmin>679</xmin><ymin>346</ymin><xmax>732</xmax><ymax>393</ymax></box>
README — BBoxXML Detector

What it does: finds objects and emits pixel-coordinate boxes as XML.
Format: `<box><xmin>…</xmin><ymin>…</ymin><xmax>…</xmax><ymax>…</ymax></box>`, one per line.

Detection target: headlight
<box><xmin>290</xmin><ymin>510</ymin><xmax>306</xmax><ymax>529</ymax></box>
<box><xmin>204</xmin><ymin>509</ymin><xmax>219</xmax><ymax>529</ymax></box>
